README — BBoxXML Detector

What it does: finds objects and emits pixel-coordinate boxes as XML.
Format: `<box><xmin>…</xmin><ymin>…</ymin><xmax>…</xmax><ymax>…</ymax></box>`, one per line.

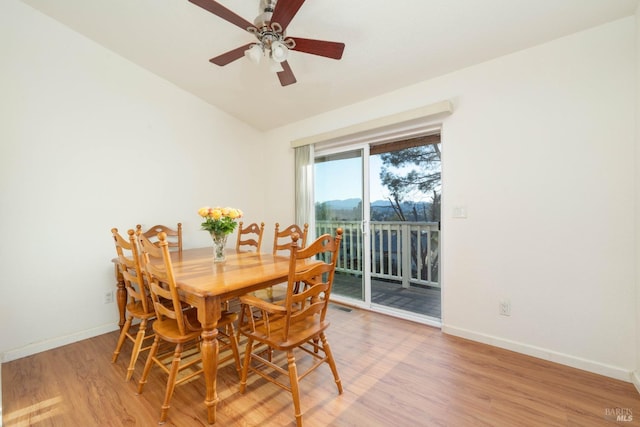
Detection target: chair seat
<box><xmin>126</xmin><ymin>300</ymin><xmax>156</xmax><ymax>319</ymax></box>
<box><xmin>153</xmin><ymin>308</ymin><xmax>238</xmax><ymax>344</ymax></box>
<box><xmin>153</xmin><ymin>319</ymin><xmax>201</xmax><ymax>345</ymax></box>
<box><xmin>245</xmin><ymin>315</ymin><xmax>330</xmax><ymax>350</ymax></box>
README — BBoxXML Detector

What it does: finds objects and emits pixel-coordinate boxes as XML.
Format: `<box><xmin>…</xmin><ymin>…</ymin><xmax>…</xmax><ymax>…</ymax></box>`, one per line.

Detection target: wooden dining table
<box><xmin>113</xmin><ymin>247</ymin><xmax>299</xmax><ymax>424</ymax></box>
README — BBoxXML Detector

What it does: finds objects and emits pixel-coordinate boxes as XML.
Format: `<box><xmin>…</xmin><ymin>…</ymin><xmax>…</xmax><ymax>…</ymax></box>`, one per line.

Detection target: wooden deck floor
<box><xmin>3</xmin><ymin>303</ymin><xmax>639</xmax><ymax>426</ymax></box>
<box><xmin>332</xmin><ymin>272</ymin><xmax>442</xmax><ymax>319</ymax></box>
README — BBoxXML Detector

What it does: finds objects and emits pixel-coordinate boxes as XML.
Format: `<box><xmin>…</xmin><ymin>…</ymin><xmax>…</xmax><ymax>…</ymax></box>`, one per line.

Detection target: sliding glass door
<box><xmin>313</xmin><ymin>136</ymin><xmax>442</xmax><ymax>324</ymax></box>
<box><xmin>314</xmin><ymin>148</ymin><xmax>368</xmax><ymax>303</ymax></box>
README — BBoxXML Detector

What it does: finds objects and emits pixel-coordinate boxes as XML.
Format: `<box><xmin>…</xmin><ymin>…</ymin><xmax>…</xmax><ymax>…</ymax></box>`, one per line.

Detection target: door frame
<box><xmin>303</xmin><ymin>107</ymin><xmax>449</xmax><ymax>327</ymax></box>
<box><xmin>313</xmin><ymin>128</ymin><xmax>444</xmax><ymax>328</ymax></box>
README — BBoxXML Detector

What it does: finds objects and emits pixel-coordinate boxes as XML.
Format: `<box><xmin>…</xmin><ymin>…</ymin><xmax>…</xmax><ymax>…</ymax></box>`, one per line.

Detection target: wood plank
<box><xmin>3</xmin><ymin>304</ymin><xmax>639</xmax><ymax>426</ymax></box>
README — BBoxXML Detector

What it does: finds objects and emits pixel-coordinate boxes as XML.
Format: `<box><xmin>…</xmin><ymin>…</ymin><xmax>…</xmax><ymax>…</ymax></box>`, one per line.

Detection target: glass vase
<box><xmin>211</xmin><ymin>232</ymin><xmax>228</xmax><ymax>262</ymax></box>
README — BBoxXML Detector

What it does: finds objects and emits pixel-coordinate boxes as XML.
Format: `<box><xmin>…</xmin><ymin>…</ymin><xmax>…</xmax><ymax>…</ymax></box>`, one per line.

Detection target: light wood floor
<box><xmin>3</xmin><ymin>303</ymin><xmax>640</xmax><ymax>426</ymax></box>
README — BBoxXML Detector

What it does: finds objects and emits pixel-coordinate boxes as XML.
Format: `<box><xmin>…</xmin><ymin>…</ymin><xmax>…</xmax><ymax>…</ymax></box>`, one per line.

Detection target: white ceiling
<box><xmin>21</xmin><ymin>0</ymin><xmax>639</xmax><ymax>131</ymax></box>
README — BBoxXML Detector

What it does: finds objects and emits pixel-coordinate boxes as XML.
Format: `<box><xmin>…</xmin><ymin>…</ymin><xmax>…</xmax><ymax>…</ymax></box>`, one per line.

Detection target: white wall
<box><xmin>0</xmin><ymin>0</ymin><xmax>265</xmax><ymax>361</ymax></box>
<box><xmin>263</xmin><ymin>17</ymin><xmax>637</xmax><ymax>381</ymax></box>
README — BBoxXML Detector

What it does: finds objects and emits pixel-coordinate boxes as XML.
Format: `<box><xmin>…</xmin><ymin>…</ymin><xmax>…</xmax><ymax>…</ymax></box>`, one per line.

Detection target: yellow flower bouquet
<box><xmin>198</xmin><ymin>206</ymin><xmax>243</xmax><ymax>235</ymax></box>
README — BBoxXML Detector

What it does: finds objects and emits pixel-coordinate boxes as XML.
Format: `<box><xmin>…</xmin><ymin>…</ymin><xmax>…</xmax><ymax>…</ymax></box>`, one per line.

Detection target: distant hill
<box><xmin>321</xmin><ymin>198</ymin><xmax>361</xmax><ymax>209</ymax></box>
<box><xmin>371</xmin><ymin>200</ymin><xmax>393</xmax><ymax>207</ymax></box>
<box><xmin>317</xmin><ymin>198</ymin><xmax>435</xmax><ymax>221</ymax></box>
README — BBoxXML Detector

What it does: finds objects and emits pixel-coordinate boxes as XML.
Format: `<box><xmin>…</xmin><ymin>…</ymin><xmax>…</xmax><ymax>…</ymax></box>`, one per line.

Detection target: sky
<box><xmin>315</xmin><ymin>153</ymin><xmax>441</xmax><ymax>204</ymax></box>
<box><xmin>315</xmin><ymin>155</ymin><xmax>387</xmax><ymax>203</ymax></box>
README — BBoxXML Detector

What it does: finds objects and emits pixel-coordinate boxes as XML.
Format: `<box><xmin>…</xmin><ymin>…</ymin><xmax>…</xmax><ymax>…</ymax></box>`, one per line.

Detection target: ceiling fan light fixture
<box><xmin>270</xmin><ymin>40</ymin><xmax>288</xmax><ymax>63</ymax></box>
<box><xmin>244</xmin><ymin>44</ymin><xmax>263</xmax><ymax>64</ymax></box>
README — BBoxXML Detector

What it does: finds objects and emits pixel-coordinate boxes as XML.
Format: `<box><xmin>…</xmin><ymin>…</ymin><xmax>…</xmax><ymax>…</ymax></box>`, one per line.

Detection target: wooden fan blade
<box><xmin>209</xmin><ymin>43</ymin><xmax>254</xmax><ymax>66</ymax></box>
<box><xmin>277</xmin><ymin>61</ymin><xmax>297</xmax><ymax>86</ymax></box>
<box><xmin>189</xmin><ymin>0</ymin><xmax>256</xmax><ymax>32</ymax></box>
<box><xmin>271</xmin><ymin>0</ymin><xmax>306</xmax><ymax>32</ymax></box>
<box><xmin>289</xmin><ymin>37</ymin><xmax>345</xmax><ymax>60</ymax></box>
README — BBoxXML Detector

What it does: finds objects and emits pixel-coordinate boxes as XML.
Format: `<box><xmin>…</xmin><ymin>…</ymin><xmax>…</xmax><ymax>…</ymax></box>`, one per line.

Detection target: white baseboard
<box><xmin>0</xmin><ymin>323</ymin><xmax>119</xmax><ymax>363</ymax></box>
<box><xmin>631</xmin><ymin>370</ymin><xmax>640</xmax><ymax>393</ymax></box>
<box><xmin>442</xmin><ymin>324</ymin><xmax>633</xmax><ymax>383</ymax></box>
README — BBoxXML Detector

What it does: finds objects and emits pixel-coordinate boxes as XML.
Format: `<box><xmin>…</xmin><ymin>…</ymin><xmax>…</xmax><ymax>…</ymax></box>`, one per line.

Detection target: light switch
<box><xmin>452</xmin><ymin>206</ymin><xmax>467</xmax><ymax>218</ymax></box>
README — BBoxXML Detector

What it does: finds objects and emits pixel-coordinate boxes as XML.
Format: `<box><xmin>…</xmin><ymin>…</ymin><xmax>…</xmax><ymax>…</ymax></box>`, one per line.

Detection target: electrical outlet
<box><xmin>499</xmin><ymin>299</ymin><xmax>511</xmax><ymax>316</ymax></box>
<box><xmin>104</xmin><ymin>291</ymin><xmax>114</xmax><ymax>304</ymax></box>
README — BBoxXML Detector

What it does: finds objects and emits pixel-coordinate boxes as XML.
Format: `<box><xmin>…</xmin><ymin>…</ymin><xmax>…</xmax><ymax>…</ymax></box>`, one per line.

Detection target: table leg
<box><xmin>114</xmin><ymin>264</ymin><xmax>127</xmax><ymax>330</ymax></box>
<box><xmin>198</xmin><ymin>296</ymin><xmax>222</xmax><ymax>424</ymax></box>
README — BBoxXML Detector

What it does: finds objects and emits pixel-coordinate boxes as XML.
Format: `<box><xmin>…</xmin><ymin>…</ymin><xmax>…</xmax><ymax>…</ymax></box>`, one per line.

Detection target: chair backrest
<box><xmin>111</xmin><ymin>228</ymin><xmax>152</xmax><ymax>314</ymax></box>
<box><xmin>136</xmin><ymin>223</ymin><xmax>183</xmax><ymax>252</ymax></box>
<box><xmin>236</xmin><ymin>221</ymin><xmax>265</xmax><ymax>252</ymax></box>
<box><xmin>273</xmin><ymin>223</ymin><xmax>309</xmax><ymax>255</ymax></box>
<box><xmin>137</xmin><ymin>230</ymin><xmax>193</xmax><ymax>336</ymax></box>
<box><xmin>282</xmin><ymin>228</ymin><xmax>343</xmax><ymax>338</ymax></box>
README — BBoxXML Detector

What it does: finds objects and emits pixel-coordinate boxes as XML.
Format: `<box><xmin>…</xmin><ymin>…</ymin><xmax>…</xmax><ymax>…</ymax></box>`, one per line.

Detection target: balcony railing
<box><xmin>316</xmin><ymin>220</ymin><xmax>440</xmax><ymax>289</ymax></box>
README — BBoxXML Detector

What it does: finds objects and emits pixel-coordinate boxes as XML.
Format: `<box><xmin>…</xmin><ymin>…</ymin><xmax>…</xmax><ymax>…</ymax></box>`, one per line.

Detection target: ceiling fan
<box><xmin>188</xmin><ymin>0</ymin><xmax>345</xmax><ymax>86</ymax></box>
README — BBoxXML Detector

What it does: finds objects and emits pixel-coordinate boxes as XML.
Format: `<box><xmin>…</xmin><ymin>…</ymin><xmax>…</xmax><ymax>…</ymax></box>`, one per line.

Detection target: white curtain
<box><xmin>294</xmin><ymin>144</ymin><xmax>315</xmax><ymax>240</ymax></box>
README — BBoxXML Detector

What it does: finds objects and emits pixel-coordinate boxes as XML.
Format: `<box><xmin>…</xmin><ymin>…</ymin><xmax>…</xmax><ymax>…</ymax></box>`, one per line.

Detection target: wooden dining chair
<box><xmin>235</xmin><ymin>221</ymin><xmax>265</xmax><ymax>252</ymax></box>
<box><xmin>136</xmin><ymin>231</ymin><xmax>241</xmax><ymax>424</ymax></box>
<box><xmin>238</xmin><ymin>228</ymin><xmax>344</xmax><ymax>427</ymax></box>
<box><xmin>110</xmin><ymin>228</ymin><xmax>156</xmax><ymax>381</ymax></box>
<box><xmin>136</xmin><ymin>223</ymin><xmax>183</xmax><ymax>252</ymax></box>
<box><xmin>273</xmin><ymin>223</ymin><xmax>309</xmax><ymax>254</ymax></box>
<box><xmin>269</xmin><ymin>222</ymin><xmax>310</xmax><ymax>299</ymax></box>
